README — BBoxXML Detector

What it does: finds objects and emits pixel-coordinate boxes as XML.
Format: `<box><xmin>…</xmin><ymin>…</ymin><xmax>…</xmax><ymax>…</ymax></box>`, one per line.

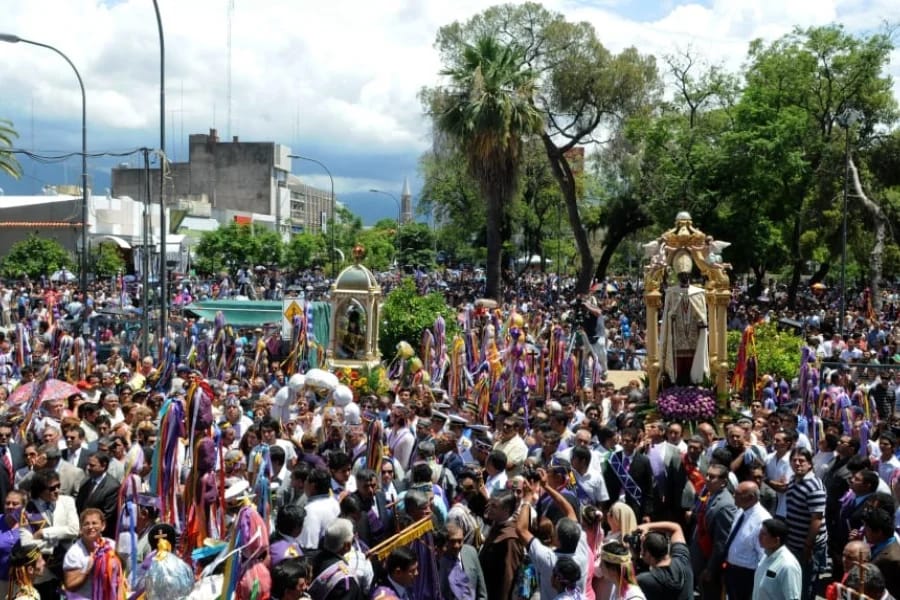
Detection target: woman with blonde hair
<box><xmin>606</xmin><ymin>502</ymin><xmax>638</xmax><ymax>542</ymax></box>
<box><xmin>597</xmin><ymin>541</ymin><xmax>645</xmax><ymax>600</ymax></box>
<box><xmin>594</xmin><ymin>503</ymin><xmax>638</xmax><ymax>599</ymax></box>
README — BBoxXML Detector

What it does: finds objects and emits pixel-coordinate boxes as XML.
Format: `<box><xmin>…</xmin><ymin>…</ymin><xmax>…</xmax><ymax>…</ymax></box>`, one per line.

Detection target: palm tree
<box><xmin>433</xmin><ymin>35</ymin><xmax>543</xmax><ymax>299</ymax></box>
<box><xmin>0</xmin><ymin>119</ymin><xmax>21</xmax><ymax>178</ymax></box>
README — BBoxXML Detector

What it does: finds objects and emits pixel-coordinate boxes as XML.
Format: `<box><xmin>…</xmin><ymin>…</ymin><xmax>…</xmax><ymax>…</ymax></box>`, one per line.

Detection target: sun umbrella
<box><xmin>7</xmin><ymin>379</ymin><xmax>82</xmax><ymax>407</ymax></box>
<box><xmin>50</xmin><ymin>269</ymin><xmax>77</xmax><ymax>283</ymax></box>
<box><xmin>811</xmin><ymin>282</ymin><xmax>827</xmax><ymax>291</ymax></box>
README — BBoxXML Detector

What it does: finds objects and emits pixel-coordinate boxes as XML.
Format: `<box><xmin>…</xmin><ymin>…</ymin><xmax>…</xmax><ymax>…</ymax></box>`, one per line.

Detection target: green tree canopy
<box><xmin>0</xmin><ymin>235</ymin><xmax>74</xmax><ymax>279</ymax></box>
<box><xmin>355</xmin><ymin>221</ymin><xmax>397</xmax><ymax>272</ymax></box>
<box><xmin>395</xmin><ymin>223</ymin><xmax>436</xmax><ymax>270</ymax></box>
<box><xmin>284</xmin><ymin>232</ymin><xmax>325</xmax><ymax>271</ymax></box>
<box><xmin>91</xmin><ymin>242</ymin><xmax>126</xmax><ymax>278</ymax></box>
<box><xmin>379</xmin><ymin>277</ymin><xmax>458</xmax><ymax>358</ymax></box>
<box><xmin>193</xmin><ymin>222</ymin><xmax>284</xmax><ymax>275</ymax></box>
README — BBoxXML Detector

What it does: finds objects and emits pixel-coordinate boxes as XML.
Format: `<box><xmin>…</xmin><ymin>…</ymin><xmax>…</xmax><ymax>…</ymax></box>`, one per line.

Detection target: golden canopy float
<box><xmin>327</xmin><ymin>244</ymin><xmax>383</xmax><ymax>371</ymax></box>
<box><xmin>643</xmin><ymin>212</ymin><xmax>732</xmax><ymax>406</ymax></box>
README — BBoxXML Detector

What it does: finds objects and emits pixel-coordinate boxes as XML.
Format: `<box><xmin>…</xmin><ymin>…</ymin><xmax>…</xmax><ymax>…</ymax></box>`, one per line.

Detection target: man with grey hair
<box><xmin>308</xmin><ymin>518</ymin><xmax>363</xmax><ymax>600</ymax></box>
<box><xmin>845</xmin><ymin>563</ymin><xmax>888</xmax><ymax>600</ymax></box>
<box><xmin>725</xmin><ymin>481</ymin><xmax>771</xmax><ymax>600</ymax></box>
<box><xmin>516</xmin><ymin>473</ymin><xmax>591</xmax><ymax>600</ymax></box>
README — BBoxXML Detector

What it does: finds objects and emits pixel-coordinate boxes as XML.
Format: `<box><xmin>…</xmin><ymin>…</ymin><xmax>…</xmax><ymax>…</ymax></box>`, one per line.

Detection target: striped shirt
<box><xmin>785</xmin><ymin>470</ymin><xmax>827</xmax><ymax>555</ymax></box>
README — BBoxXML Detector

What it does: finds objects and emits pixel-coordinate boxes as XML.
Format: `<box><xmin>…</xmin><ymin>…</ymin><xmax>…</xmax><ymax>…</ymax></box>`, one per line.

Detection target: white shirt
<box><xmin>485</xmin><ymin>470</ymin><xmax>508</xmax><ymax>495</ymax></box>
<box><xmin>879</xmin><ymin>455</ymin><xmax>900</xmax><ymax>486</ymax></box>
<box><xmin>298</xmin><ymin>494</ymin><xmax>340</xmax><ymax>548</ymax></box>
<box><xmin>764</xmin><ymin>452</ymin><xmax>792</xmax><ymax>517</ymax></box>
<box><xmin>574</xmin><ymin>469</ymin><xmax>609</xmax><ymax>504</ymax></box>
<box><xmin>726</xmin><ymin>502</ymin><xmax>771</xmax><ymax>569</ymax></box>
<box><xmin>752</xmin><ymin>545</ymin><xmax>802</xmax><ymax>600</ymax></box>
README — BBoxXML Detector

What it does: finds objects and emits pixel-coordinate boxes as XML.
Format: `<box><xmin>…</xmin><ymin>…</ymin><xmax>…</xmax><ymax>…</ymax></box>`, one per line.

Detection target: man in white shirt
<box><xmin>764</xmin><ymin>430</ymin><xmax>793</xmax><ymax>518</ymax></box>
<box><xmin>725</xmin><ymin>481</ymin><xmax>772</xmax><ymax>600</ymax></box>
<box><xmin>571</xmin><ymin>445</ymin><xmax>609</xmax><ymax>506</ymax></box>
<box><xmin>482</xmin><ymin>450</ymin><xmax>508</xmax><ymax>497</ymax></box>
<box><xmin>752</xmin><ymin>518</ymin><xmax>802</xmax><ymax>600</ymax></box>
<box><xmin>298</xmin><ymin>468</ymin><xmax>340</xmax><ymax>551</ymax></box>
<box><xmin>493</xmin><ymin>416</ymin><xmax>528</xmax><ymax>473</ymax></box>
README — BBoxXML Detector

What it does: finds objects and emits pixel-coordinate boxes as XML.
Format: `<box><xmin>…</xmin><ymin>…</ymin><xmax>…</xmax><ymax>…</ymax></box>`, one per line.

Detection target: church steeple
<box><xmin>400</xmin><ymin>177</ymin><xmax>412</xmax><ymax>225</ymax></box>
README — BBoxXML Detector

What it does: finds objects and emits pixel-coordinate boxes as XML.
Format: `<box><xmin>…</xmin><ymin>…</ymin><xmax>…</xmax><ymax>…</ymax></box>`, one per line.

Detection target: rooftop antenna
<box><xmin>226</xmin><ymin>0</ymin><xmax>234</xmax><ymax>139</ymax></box>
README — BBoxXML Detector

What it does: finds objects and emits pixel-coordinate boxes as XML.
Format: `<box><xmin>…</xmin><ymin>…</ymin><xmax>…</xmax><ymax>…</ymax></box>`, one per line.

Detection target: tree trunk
<box><xmin>751</xmin><ymin>266</ymin><xmax>766</xmax><ymax>298</ymax></box>
<box><xmin>594</xmin><ymin>230</ymin><xmax>624</xmax><ymax>283</ymax></box>
<box><xmin>542</xmin><ymin>134</ymin><xmax>594</xmax><ymax>293</ymax></box>
<box><xmin>485</xmin><ymin>194</ymin><xmax>503</xmax><ymax>300</ymax></box>
<box><xmin>809</xmin><ymin>261</ymin><xmax>830</xmax><ymax>285</ymax></box>
<box><xmin>786</xmin><ymin>211</ymin><xmax>804</xmax><ymax>309</ymax></box>
<box><xmin>849</xmin><ymin>156</ymin><xmax>888</xmax><ymax>312</ymax></box>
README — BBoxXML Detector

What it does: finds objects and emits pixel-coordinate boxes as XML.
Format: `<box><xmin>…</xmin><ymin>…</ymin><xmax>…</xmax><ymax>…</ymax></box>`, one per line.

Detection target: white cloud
<box><xmin>0</xmin><ymin>0</ymin><xmax>895</xmax><ymax>183</ymax></box>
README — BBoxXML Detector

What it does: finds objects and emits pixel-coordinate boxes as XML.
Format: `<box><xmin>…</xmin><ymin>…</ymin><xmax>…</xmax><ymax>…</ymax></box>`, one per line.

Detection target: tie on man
<box><xmin>724</xmin><ymin>510</ymin><xmax>755</xmax><ymax>600</ymax></box>
<box><xmin>724</xmin><ymin>511</ymin><xmax>747</xmax><ymax>551</ymax></box>
<box><xmin>0</xmin><ymin>447</ymin><xmax>12</xmax><ymax>483</ymax></box>
<box><xmin>448</xmin><ymin>558</ymin><xmax>474</xmax><ymax>600</ymax></box>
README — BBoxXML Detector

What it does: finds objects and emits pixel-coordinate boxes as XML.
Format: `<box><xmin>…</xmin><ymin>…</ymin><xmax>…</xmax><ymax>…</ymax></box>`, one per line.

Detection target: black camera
<box><xmin>566</xmin><ymin>299</ymin><xmax>589</xmax><ymax>327</ymax></box>
<box><xmin>623</xmin><ymin>530</ymin><xmax>642</xmax><ymax>554</ymax></box>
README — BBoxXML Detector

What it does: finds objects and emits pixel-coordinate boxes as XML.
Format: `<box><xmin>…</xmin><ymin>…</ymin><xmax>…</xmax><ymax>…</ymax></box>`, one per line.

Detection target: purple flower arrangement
<box><xmin>657</xmin><ymin>386</ymin><xmax>717</xmax><ymax>421</ymax></box>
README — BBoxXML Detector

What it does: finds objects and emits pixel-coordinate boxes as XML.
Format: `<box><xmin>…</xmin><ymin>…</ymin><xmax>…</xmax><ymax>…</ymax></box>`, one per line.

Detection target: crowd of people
<box><xmin>0</xmin><ymin>264</ymin><xmax>899</xmax><ymax>600</ymax></box>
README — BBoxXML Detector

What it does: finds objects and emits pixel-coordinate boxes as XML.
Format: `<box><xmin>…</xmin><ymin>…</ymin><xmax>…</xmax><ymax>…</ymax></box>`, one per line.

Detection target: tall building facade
<box><xmin>110</xmin><ymin>129</ymin><xmax>333</xmax><ymax>239</ymax></box>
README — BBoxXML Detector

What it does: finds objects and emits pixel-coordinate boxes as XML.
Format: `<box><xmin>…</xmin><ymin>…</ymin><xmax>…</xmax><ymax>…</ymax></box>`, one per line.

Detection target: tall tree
<box><xmin>732</xmin><ymin>25</ymin><xmax>896</xmax><ymax>306</ymax></box>
<box><xmin>432</xmin><ymin>3</ymin><xmax>660</xmax><ymax>292</ymax></box>
<box><xmin>425</xmin><ymin>35</ymin><xmax>543</xmax><ymax>299</ymax></box>
<box><xmin>0</xmin><ymin>119</ymin><xmax>20</xmax><ymax>178</ymax></box>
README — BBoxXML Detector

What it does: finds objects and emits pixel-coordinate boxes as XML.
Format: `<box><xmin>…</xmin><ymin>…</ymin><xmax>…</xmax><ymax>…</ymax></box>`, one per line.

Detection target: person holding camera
<box><xmin>578</xmin><ymin>294</ymin><xmax>608</xmax><ymax>376</ymax></box>
<box><xmin>631</xmin><ymin>521</ymin><xmax>692</xmax><ymax>600</ymax></box>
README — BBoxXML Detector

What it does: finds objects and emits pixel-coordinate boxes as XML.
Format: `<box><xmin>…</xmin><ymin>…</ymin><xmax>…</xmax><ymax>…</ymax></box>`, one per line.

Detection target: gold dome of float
<box><xmin>333</xmin><ymin>246</ymin><xmax>379</xmax><ymax>293</ymax></box>
<box><xmin>333</xmin><ymin>264</ymin><xmax>378</xmax><ymax>292</ymax></box>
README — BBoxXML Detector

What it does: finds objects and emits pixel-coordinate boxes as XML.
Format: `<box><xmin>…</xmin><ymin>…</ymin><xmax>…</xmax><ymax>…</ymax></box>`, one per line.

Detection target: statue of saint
<box><xmin>338</xmin><ymin>307</ymin><xmax>366</xmax><ymax>359</ymax></box>
<box><xmin>660</xmin><ymin>253</ymin><xmax>710</xmax><ymax>385</ymax></box>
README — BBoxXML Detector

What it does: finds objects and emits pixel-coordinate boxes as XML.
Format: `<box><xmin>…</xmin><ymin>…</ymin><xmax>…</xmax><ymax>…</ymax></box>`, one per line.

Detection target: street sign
<box><xmin>282</xmin><ymin>299</ymin><xmax>303</xmax><ymax>337</ymax></box>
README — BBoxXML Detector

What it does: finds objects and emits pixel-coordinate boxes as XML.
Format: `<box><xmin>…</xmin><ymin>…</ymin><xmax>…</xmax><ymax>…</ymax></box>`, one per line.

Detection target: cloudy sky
<box><xmin>0</xmin><ymin>0</ymin><xmax>896</xmax><ymax>223</ymax></box>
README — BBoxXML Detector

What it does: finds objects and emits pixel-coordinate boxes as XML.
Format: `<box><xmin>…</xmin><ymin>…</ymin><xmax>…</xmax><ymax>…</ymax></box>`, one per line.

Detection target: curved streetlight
<box><xmin>368</xmin><ymin>188</ymin><xmax>402</xmax><ymax>228</ymax></box>
<box><xmin>836</xmin><ymin>107</ymin><xmax>862</xmax><ymax>337</ymax></box>
<box><xmin>0</xmin><ymin>33</ymin><xmax>88</xmax><ymax>293</ymax></box>
<box><xmin>288</xmin><ymin>154</ymin><xmax>336</xmax><ymax>275</ymax></box>
<box><xmin>152</xmin><ymin>0</ymin><xmax>167</xmax><ymax>351</ymax></box>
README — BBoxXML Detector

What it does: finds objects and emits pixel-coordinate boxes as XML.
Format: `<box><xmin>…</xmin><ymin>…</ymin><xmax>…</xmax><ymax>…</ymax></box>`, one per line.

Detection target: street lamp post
<box><xmin>0</xmin><ymin>34</ymin><xmax>88</xmax><ymax>293</ymax></box>
<box><xmin>152</xmin><ymin>0</ymin><xmax>167</xmax><ymax>349</ymax></box>
<box><xmin>288</xmin><ymin>154</ymin><xmax>336</xmax><ymax>275</ymax></box>
<box><xmin>368</xmin><ymin>189</ymin><xmax>402</xmax><ymax>227</ymax></box>
<box><xmin>836</xmin><ymin>107</ymin><xmax>862</xmax><ymax>338</ymax></box>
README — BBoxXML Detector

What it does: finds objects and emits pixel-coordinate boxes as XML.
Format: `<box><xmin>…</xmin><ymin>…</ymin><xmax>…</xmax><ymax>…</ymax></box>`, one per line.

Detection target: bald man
<box><xmin>824</xmin><ymin>541</ymin><xmax>871</xmax><ymax>600</ymax></box>
<box><xmin>725</xmin><ymin>481</ymin><xmax>772</xmax><ymax>600</ymax></box>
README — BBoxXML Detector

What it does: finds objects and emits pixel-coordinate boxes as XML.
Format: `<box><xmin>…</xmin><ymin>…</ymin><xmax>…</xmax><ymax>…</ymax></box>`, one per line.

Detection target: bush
<box><xmin>379</xmin><ymin>278</ymin><xmax>458</xmax><ymax>359</ymax></box>
<box><xmin>727</xmin><ymin>321</ymin><xmax>802</xmax><ymax>384</ymax></box>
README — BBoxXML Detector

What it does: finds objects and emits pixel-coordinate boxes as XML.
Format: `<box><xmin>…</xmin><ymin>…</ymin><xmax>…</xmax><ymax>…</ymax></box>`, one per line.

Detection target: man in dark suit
<box><xmin>690</xmin><ymin>463</ymin><xmax>737</xmax><ymax>600</ymax></box>
<box><xmin>61</xmin><ymin>425</ymin><xmax>90</xmax><ymax>470</ymax></box>
<box><xmin>0</xmin><ymin>421</ymin><xmax>24</xmax><ymax>508</ymax></box>
<box><xmin>863</xmin><ymin>508</ymin><xmax>900</xmax><ymax>599</ymax></box>
<box><xmin>438</xmin><ymin>523</ymin><xmax>487</xmax><ymax>600</ymax></box>
<box><xmin>75</xmin><ymin>451</ymin><xmax>119</xmax><ymax>538</ymax></box>
<box><xmin>832</xmin><ymin>469</ymin><xmax>878</xmax><ymax>580</ymax></box>
<box><xmin>603</xmin><ymin>426</ymin><xmax>655</xmax><ymax>521</ymax></box>
<box><xmin>351</xmin><ymin>469</ymin><xmax>395</xmax><ymax>548</ymax></box>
